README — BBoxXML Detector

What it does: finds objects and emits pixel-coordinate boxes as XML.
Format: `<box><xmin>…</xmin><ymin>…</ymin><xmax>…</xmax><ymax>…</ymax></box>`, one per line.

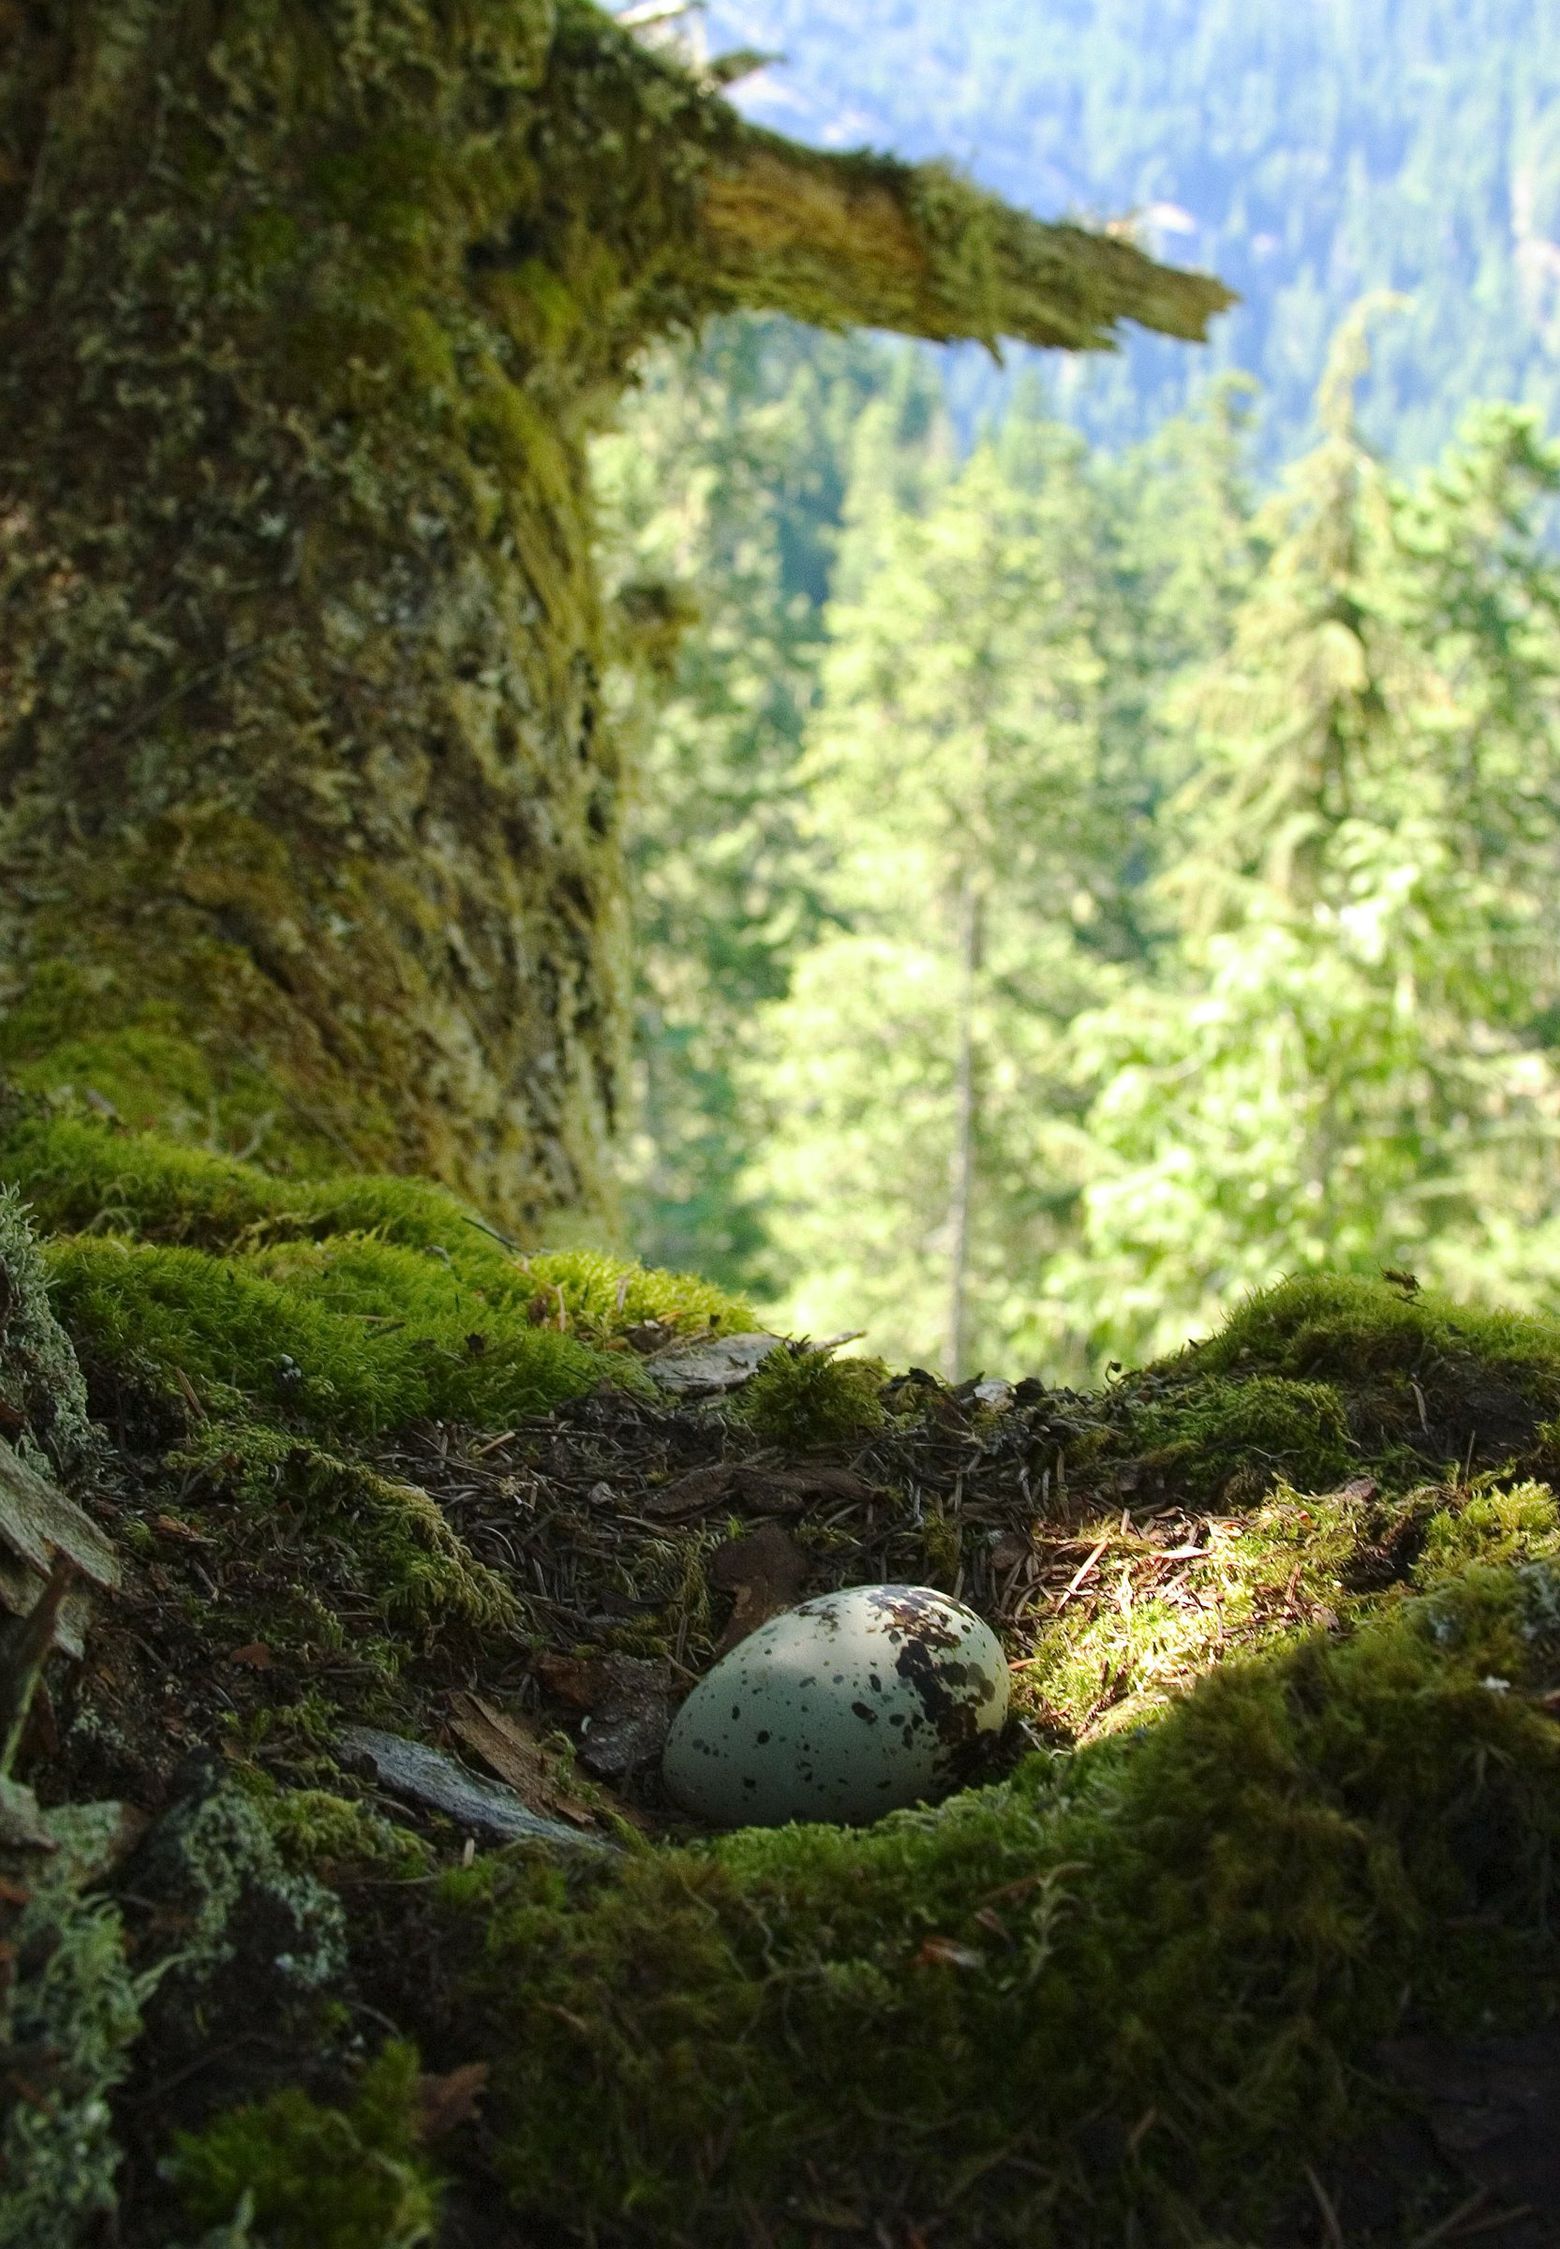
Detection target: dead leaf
<box><xmin>533</xmin><ymin>1651</ymin><xmax>610</xmax><ymax>1709</ymax></box>
<box><xmin>710</xmin><ymin>1522</ymin><xmax>808</xmax><ymax>1656</ymax></box>
<box><xmin>151</xmin><ymin>1514</ymin><xmax>214</xmax><ymax>1545</ymax></box>
<box><xmin>447</xmin><ymin>1692</ymin><xmax>596</xmax><ymax>1827</ymax></box>
<box><xmin>416</xmin><ymin>2061</ymin><xmax>489</xmax><ymax>2140</ymax></box>
<box><xmin>228</xmin><ymin>1641</ymin><xmax>273</xmax><ymax>1669</ymax></box>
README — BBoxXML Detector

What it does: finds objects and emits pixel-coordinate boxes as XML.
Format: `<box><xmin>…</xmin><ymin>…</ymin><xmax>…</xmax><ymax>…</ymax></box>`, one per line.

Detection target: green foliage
<box><xmin>169</xmin><ymin>2042</ymin><xmax>439</xmax><ymax>2249</ymax></box>
<box><xmin>596</xmin><ymin>318</ymin><xmax>895</xmax><ymax>1289</ymax></box>
<box><xmin>1053</xmin><ymin>329</ymin><xmax>1560</xmax><ymax>1365</ymax></box>
<box><xmin>735</xmin><ymin>1343</ymin><xmax>887</xmax><ymax>1446</ymax></box>
<box><xmin>449</xmin><ymin>1493</ymin><xmax>1560</xmax><ymax>2243</ymax></box>
<box><xmin>633</xmin><ymin>303</ymin><xmax>1560</xmax><ymax>1380</ymax></box>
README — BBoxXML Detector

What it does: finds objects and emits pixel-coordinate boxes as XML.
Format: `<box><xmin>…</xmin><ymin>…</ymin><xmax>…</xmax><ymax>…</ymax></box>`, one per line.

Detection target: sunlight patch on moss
<box><xmin>735</xmin><ymin>1344</ymin><xmax>888</xmax><ymax>1446</ymax></box>
<box><xmin>442</xmin><ymin>1494</ymin><xmax>1560</xmax><ymax>2245</ymax></box>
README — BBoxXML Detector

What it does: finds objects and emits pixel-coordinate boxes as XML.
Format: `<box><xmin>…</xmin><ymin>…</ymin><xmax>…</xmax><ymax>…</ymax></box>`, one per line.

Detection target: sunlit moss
<box><xmin>442</xmin><ymin>1495</ymin><xmax>1560</xmax><ymax>2244</ymax></box>
<box><xmin>735</xmin><ymin>1344</ymin><xmax>888</xmax><ymax>1446</ymax></box>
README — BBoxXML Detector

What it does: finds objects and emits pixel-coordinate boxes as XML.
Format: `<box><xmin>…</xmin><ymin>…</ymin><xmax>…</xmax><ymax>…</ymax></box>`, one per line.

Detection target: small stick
<box><xmin>1303</xmin><ymin>2163</ymin><xmax>1346</xmax><ymax>2249</ymax></box>
<box><xmin>0</xmin><ymin>1555</ymin><xmax>77</xmax><ymax>1777</ymax></box>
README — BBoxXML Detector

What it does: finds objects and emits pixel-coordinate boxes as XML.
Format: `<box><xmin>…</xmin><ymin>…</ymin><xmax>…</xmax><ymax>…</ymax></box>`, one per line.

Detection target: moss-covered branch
<box><xmin>696</xmin><ymin>132</ymin><xmax>1234</xmax><ymax>349</ymax></box>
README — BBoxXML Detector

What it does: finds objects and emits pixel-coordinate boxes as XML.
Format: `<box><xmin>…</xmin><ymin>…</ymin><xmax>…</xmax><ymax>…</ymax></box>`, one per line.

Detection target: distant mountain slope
<box><xmin>702</xmin><ymin>0</ymin><xmax>1560</xmax><ymax>459</ymax></box>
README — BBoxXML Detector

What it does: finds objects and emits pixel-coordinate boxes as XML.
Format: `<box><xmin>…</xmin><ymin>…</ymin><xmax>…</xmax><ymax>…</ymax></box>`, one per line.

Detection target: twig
<box><xmin>1408</xmin><ymin>2190</ymin><xmax>1534</xmax><ymax>2249</ymax></box>
<box><xmin>1304</xmin><ymin>2163</ymin><xmax>1346</xmax><ymax>2249</ymax></box>
<box><xmin>0</xmin><ymin>1557</ymin><xmax>77</xmax><ymax>1776</ymax></box>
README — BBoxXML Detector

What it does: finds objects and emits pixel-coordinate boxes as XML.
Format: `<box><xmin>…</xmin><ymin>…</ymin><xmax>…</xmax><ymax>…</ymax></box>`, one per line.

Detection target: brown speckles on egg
<box><xmin>661</xmin><ymin>1584</ymin><xmax>1009</xmax><ymax>1828</ymax></box>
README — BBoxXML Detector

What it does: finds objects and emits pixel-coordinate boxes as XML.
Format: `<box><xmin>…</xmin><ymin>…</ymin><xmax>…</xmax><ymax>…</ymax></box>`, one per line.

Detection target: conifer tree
<box><xmin>749</xmin><ymin>397</ymin><xmax>1171</xmax><ymax>1374</ymax></box>
<box><xmin>1053</xmin><ymin>308</ymin><xmax>1560</xmax><ymax>1363</ymax></box>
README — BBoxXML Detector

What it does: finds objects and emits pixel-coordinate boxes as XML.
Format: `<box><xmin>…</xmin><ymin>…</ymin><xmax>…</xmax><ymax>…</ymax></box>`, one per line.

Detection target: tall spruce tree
<box><xmin>1053</xmin><ymin>309</ymin><xmax>1560</xmax><ymax>1364</ymax></box>
<box><xmin>747</xmin><ymin>393</ymin><xmax>1196</xmax><ymax>1375</ymax></box>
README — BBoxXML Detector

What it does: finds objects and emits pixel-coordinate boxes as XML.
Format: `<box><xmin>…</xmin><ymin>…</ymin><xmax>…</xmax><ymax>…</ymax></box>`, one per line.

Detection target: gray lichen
<box><xmin>0</xmin><ymin>1184</ymin><xmax>95</xmax><ymax>1476</ymax></box>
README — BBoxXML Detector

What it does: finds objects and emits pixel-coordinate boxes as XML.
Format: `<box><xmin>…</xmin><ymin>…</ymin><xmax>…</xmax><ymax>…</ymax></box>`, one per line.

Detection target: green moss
<box><xmin>249</xmin><ymin>1782</ymin><xmax>432</xmax><ymax>1881</ymax></box>
<box><xmin>175</xmin><ymin>1422</ymin><xmax>517</xmax><ymax>1637</ymax></box>
<box><xmin>518</xmin><ymin>1246</ymin><xmax>753</xmax><ymax>1340</ymax></box>
<box><xmin>41</xmin><ymin>1223</ymin><xmax>622</xmax><ymax>1436</ymax></box>
<box><xmin>1127</xmin><ymin>1372</ymin><xmax>1355</xmax><ymax>1502</ymax></box>
<box><xmin>444</xmin><ymin>1501</ymin><xmax>1560</xmax><ymax>2244</ymax></box>
<box><xmin>1017</xmin><ymin>1483</ymin><xmax>1370</xmax><ymax>1736</ymax></box>
<box><xmin>168</xmin><ymin>2041</ymin><xmax>439</xmax><ymax>2249</ymax></box>
<box><xmin>736</xmin><ymin>1345</ymin><xmax>888</xmax><ymax>1446</ymax></box>
<box><xmin>1193</xmin><ymin>1272</ymin><xmax>1560</xmax><ymax>1418</ymax></box>
<box><xmin>9</xmin><ymin>1112</ymin><xmax>754</xmax><ymax>1448</ymax></box>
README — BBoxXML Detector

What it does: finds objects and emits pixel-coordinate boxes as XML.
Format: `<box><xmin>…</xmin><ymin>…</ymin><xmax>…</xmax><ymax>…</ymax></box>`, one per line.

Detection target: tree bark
<box><xmin>0</xmin><ymin>1</ymin><xmax>1231</xmax><ymax>1232</ymax></box>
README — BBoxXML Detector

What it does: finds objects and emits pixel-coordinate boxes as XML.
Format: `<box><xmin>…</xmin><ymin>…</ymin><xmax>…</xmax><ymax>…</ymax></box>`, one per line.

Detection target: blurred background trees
<box><xmin>602</xmin><ymin>299</ymin><xmax>1560</xmax><ymax>1378</ymax></box>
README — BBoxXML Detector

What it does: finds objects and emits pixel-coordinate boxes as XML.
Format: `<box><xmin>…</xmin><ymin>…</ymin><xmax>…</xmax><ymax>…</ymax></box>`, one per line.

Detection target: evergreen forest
<box><xmin>606</xmin><ymin>298</ymin><xmax>1560</xmax><ymax>1380</ymax></box>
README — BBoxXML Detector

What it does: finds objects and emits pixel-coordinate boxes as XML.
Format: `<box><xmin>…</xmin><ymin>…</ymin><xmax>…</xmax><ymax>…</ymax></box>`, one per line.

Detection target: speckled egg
<box><xmin>662</xmin><ymin>1584</ymin><xmax>1009</xmax><ymax>1828</ymax></box>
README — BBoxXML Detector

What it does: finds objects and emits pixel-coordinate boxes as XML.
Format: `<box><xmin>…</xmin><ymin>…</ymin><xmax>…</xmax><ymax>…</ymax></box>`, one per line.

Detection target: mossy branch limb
<box><xmin>695</xmin><ymin>134</ymin><xmax>1235</xmax><ymax>349</ymax></box>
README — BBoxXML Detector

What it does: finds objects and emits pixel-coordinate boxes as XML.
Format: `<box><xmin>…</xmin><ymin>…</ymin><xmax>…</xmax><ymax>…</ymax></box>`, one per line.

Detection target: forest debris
<box><xmin>537</xmin><ymin>1653</ymin><xmax>676</xmax><ymax>1779</ymax></box>
<box><xmin>641</xmin><ymin>1462</ymin><xmax>738</xmax><ymax>1518</ymax></box>
<box><xmin>447</xmin><ymin>1691</ymin><xmax>595</xmax><ymax>1825</ymax></box>
<box><xmin>0</xmin><ymin>1441</ymin><xmax>117</xmax><ymax>1660</ymax></box>
<box><xmin>641</xmin><ymin>1458</ymin><xmax>879</xmax><ymax>1521</ymax></box>
<box><xmin>644</xmin><ymin>1332</ymin><xmax>785</xmax><ymax>1394</ymax></box>
<box><xmin>0</xmin><ymin>1555</ymin><xmax>76</xmax><ymax>1771</ymax></box>
<box><xmin>710</xmin><ymin>1523</ymin><xmax>809</xmax><ymax>1654</ymax></box>
<box><xmin>338</xmin><ymin>1726</ymin><xmax>616</xmax><ymax>1853</ymax></box>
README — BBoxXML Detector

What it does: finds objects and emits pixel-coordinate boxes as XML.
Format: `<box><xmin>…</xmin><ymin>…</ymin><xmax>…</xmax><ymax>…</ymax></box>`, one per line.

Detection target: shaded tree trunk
<box><xmin>0</xmin><ymin>0</ymin><xmax>1229</xmax><ymax>1232</ymax></box>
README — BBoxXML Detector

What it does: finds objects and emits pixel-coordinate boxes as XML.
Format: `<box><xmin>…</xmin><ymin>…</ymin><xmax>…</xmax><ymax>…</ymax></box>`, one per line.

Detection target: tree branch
<box><xmin>694</xmin><ymin>129</ymin><xmax>1235</xmax><ymax>351</ymax></box>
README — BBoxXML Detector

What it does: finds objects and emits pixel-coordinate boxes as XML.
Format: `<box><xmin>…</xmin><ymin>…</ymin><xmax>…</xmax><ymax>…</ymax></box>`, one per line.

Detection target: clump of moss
<box><xmin>171</xmin><ymin>1421</ymin><xmax>518</xmax><ymax>1646</ymax></box>
<box><xmin>167</xmin><ymin>2041</ymin><xmax>439</xmax><ymax>2249</ymax></box>
<box><xmin>45</xmin><ymin>1232</ymin><xmax>620</xmax><ymax>1439</ymax></box>
<box><xmin>440</xmin><ymin>1496</ymin><xmax>1560</xmax><ymax>2244</ymax></box>
<box><xmin>736</xmin><ymin>1345</ymin><xmax>888</xmax><ymax>1447</ymax></box>
<box><xmin>250</xmin><ymin>1784</ymin><xmax>432</xmax><ymax>1883</ymax></box>
<box><xmin>1017</xmin><ymin>1482</ymin><xmax>1371</xmax><ymax>1736</ymax></box>
<box><xmin>1197</xmin><ymin>1273</ymin><xmax>1560</xmax><ymax>1392</ymax></box>
<box><xmin>1127</xmin><ymin>1371</ymin><xmax>1355</xmax><ymax>1502</ymax></box>
<box><xmin>1187</xmin><ymin>1273</ymin><xmax>1560</xmax><ymax>1462</ymax></box>
<box><xmin>5</xmin><ymin>1115</ymin><xmax>753</xmax><ymax>1441</ymax></box>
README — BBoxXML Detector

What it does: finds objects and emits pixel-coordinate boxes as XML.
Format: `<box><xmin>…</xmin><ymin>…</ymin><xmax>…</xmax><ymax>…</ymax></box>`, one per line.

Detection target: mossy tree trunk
<box><xmin>0</xmin><ymin>0</ymin><xmax>1229</xmax><ymax>1233</ymax></box>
